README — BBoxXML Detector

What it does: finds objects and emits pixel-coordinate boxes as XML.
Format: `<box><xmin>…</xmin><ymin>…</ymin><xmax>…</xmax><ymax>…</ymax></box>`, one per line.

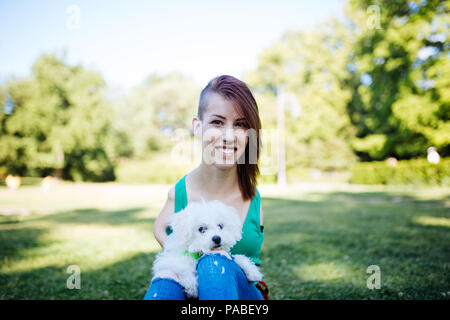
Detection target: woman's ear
<box><xmin>192</xmin><ymin>117</ymin><xmax>202</xmax><ymax>138</ymax></box>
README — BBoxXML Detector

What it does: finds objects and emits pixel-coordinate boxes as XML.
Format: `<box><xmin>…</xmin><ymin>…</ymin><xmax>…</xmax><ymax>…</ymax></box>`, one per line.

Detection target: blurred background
<box><xmin>0</xmin><ymin>0</ymin><xmax>448</xmax><ymax>186</ymax></box>
<box><xmin>0</xmin><ymin>0</ymin><xmax>449</xmax><ymax>300</ymax></box>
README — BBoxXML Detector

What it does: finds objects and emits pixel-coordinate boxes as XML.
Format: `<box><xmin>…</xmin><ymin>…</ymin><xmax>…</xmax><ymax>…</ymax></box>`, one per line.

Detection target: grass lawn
<box><xmin>0</xmin><ymin>181</ymin><xmax>449</xmax><ymax>299</ymax></box>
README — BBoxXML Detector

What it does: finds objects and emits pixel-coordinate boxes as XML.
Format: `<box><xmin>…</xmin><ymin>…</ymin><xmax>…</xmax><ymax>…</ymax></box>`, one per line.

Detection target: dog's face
<box><xmin>169</xmin><ymin>200</ymin><xmax>243</xmax><ymax>253</ymax></box>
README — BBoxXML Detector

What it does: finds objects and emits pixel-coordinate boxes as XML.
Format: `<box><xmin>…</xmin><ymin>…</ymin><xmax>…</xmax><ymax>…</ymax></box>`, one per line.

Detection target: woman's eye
<box><xmin>218</xmin><ymin>224</ymin><xmax>224</xmax><ymax>230</ymax></box>
<box><xmin>211</xmin><ymin>120</ymin><xmax>222</xmax><ymax>125</ymax></box>
<box><xmin>236</xmin><ymin>122</ymin><xmax>248</xmax><ymax>128</ymax></box>
<box><xmin>198</xmin><ymin>226</ymin><xmax>207</xmax><ymax>233</ymax></box>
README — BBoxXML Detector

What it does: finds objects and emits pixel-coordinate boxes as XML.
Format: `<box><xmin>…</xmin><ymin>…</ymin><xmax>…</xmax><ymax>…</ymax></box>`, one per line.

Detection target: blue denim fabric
<box><xmin>143</xmin><ymin>277</ymin><xmax>186</xmax><ymax>300</ymax></box>
<box><xmin>143</xmin><ymin>253</ymin><xmax>263</xmax><ymax>300</ymax></box>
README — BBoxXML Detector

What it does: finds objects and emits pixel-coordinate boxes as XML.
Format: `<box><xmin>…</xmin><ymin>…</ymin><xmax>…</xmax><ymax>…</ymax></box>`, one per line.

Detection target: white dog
<box><xmin>152</xmin><ymin>200</ymin><xmax>263</xmax><ymax>298</ymax></box>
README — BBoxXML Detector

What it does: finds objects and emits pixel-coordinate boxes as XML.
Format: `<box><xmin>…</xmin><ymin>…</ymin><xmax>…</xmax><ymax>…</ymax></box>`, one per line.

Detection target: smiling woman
<box><xmin>195</xmin><ymin>75</ymin><xmax>262</xmax><ymax>201</ymax></box>
<box><xmin>145</xmin><ymin>75</ymin><xmax>266</xmax><ymax>300</ymax></box>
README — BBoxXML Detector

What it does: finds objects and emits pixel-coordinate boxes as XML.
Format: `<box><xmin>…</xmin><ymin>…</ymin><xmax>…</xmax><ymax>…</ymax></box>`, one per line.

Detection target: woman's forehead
<box><xmin>204</xmin><ymin>93</ymin><xmax>245</xmax><ymax>120</ymax></box>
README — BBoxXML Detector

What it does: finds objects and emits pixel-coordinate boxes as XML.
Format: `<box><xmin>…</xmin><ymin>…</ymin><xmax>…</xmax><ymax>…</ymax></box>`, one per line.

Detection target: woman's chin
<box><xmin>214</xmin><ymin>153</ymin><xmax>242</xmax><ymax>167</ymax></box>
<box><xmin>213</xmin><ymin>160</ymin><xmax>237</xmax><ymax>169</ymax></box>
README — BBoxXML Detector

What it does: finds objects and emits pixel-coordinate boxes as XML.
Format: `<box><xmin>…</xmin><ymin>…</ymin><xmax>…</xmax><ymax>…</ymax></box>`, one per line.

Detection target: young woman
<box><xmin>143</xmin><ymin>75</ymin><xmax>264</xmax><ymax>300</ymax></box>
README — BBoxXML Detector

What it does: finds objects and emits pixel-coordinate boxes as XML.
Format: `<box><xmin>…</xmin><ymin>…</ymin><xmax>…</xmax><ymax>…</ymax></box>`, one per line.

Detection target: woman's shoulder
<box><xmin>167</xmin><ymin>185</ymin><xmax>175</xmax><ymax>201</ymax></box>
<box><xmin>166</xmin><ymin>174</ymin><xmax>186</xmax><ymax>203</ymax></box>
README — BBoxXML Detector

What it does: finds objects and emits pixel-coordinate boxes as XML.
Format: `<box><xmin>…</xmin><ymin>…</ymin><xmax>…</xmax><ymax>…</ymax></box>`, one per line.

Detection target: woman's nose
<box><xmin>222</xmin><ymin>127</ymin><xmax>236</xmax><ymax>143</ymax></box>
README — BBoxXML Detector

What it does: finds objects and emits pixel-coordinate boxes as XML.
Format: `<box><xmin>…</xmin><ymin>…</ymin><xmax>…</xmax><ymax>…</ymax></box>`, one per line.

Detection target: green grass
<box><xmin>0</xmin><ymin>181</ymin><xmax>449</xmax><ymax>299</ymax></box>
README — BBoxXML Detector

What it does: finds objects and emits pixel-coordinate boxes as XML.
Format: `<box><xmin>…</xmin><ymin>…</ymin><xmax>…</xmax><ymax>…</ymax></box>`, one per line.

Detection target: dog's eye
<box><xmin>218</xmin><ymin>224</ymin><xmax>224</xmax><ymax>230</ymax></box>
<box><xmin>198</xmin><ymin>226</ymin><xmax>207</xmax><ymax>234</ymax></box>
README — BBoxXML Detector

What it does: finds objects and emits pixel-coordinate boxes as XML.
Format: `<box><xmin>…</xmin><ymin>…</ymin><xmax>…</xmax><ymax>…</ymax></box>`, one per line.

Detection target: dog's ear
<box><xmin>168</xmin><ymin>209</ymin><xmax>192</xmax><ymax>245</ymax></box>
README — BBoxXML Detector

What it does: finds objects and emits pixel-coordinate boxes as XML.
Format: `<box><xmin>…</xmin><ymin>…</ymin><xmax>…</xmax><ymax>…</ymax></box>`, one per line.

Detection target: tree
<box><xmin>244</xmin><ymin>18</ymin><xmax>357</xmax><ymax>172</ymax></box>
<box><xmin>0</xmin><ymin>52</ymin><xmax>117</xmax><ymax>181</ymax></box>
<box><xmin>347</xmin><ymin>0</ymin><xmax>449</xmax><ymax>160</ymax></box>
<box><xmin>114</xmin><ymin>73</ymin><xmax>200</xmax><ymax>159</ymax></box>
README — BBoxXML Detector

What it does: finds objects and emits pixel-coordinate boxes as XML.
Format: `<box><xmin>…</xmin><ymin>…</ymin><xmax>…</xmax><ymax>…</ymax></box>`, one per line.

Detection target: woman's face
<box><xmin>193</xmin><ymin>92</ymin><xmax>249</xmax><ymax>168</ymax></box>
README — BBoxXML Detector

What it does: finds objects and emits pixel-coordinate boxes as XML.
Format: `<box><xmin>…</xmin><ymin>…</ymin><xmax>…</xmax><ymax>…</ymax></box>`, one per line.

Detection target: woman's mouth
<box><xmin>216</xmin><ymin>147</ymin><xmax>237</xmax><ymax>157</ymax></box>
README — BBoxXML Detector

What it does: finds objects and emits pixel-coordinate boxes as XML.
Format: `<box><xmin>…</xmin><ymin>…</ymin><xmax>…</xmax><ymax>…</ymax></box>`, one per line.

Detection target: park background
<box><xmin>0</xmin><ymin>0</ymin><xmax>449</xmax><ymax>299</ymax></box>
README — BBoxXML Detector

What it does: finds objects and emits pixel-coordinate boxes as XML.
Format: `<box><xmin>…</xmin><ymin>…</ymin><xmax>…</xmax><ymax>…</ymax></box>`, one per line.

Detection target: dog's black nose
<box><xmin>212</xmin><ymin>236</ymin><xmax>221</xmax><ymax>245</ymax></box>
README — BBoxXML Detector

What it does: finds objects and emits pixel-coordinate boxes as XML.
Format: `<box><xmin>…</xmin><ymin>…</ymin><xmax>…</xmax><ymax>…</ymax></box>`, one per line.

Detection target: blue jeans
<box><xmin>143</xmin><ymin>253</ymin><xmax>264</xmax><ymax>300</ymax></box>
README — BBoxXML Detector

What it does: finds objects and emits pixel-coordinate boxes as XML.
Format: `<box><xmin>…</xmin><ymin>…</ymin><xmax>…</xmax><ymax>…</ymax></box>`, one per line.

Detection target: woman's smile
<box><xmin>216</xmin><ymin>146</ymin><xmax>238</xmax><ymax>157</ymax></box>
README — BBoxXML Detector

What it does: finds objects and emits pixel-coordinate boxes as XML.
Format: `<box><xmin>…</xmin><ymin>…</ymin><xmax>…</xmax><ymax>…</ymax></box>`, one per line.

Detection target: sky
<box><xmin>0</xmin><ymin>0</ymin><xmax>345</xmax><ymax>91</ymax></box>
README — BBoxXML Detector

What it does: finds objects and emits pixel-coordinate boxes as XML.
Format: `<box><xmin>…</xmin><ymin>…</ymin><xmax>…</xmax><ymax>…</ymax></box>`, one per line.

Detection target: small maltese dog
<box><xmin>152</xmin><ymin>200</ymin><xmax>263</xmax><ymax>298</ymax></box>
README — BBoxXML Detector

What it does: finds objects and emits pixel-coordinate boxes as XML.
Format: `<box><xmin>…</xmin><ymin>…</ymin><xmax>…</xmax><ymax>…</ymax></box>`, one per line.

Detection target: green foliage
<box><xmin>0</xmin><ymin>52</ymin><xmax>117</xmax><ymax>181</ymax></box>
<box><xmin>112</xmin><ymin>73</ymin><xmax>200</xmax><ymax>159</ymax></box>
<box><xmin>347</xmin><ymin>0</ymin><xmax>449</xmax><ymax>160</ymax></box>
<box><xmin>245</xmin><ymin>19</ymin><xmax>358</xmax><ymax>171</ymax></box>
<box><xmin>350</xmin><ymin>158</ymin><xmax>450</xmax><ymax>186</ymax></box>
<box><xmin>2</xmin><ymin>1</ymin><xmax>449</xmax><ymax>184</ymax></box>
<box><xmin>246</xmin><ymin>0</ymin><xmax>449</xmax><ymax>173</ymax></box>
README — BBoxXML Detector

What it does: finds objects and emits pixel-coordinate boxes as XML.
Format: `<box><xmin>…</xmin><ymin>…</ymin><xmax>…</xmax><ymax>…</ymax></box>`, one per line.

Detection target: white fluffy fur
<box><xmin>152</xmin><ymin>200</ymin><xmax>263</xmax><ymax>298</ymax></box>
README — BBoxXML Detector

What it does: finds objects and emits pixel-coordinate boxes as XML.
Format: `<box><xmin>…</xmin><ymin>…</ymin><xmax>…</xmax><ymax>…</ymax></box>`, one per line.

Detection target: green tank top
<box><xmin>166</xmin><ymin>174</ymin><xmax>264</xmax><ymax>266</ymax></box>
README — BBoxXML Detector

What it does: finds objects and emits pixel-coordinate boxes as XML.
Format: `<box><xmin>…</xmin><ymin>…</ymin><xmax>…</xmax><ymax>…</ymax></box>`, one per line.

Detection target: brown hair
<box><xmin>198</xmin><ymin>75</ymin><xmax>262</xmax><ymax>201</ymax></box>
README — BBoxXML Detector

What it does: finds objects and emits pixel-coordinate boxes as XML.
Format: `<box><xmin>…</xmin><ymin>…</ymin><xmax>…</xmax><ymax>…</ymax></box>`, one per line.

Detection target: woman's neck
<box><xmin>191</xmin><ymin>162</ymin><xmax>239</xmax><ymax>200</ymax></box>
